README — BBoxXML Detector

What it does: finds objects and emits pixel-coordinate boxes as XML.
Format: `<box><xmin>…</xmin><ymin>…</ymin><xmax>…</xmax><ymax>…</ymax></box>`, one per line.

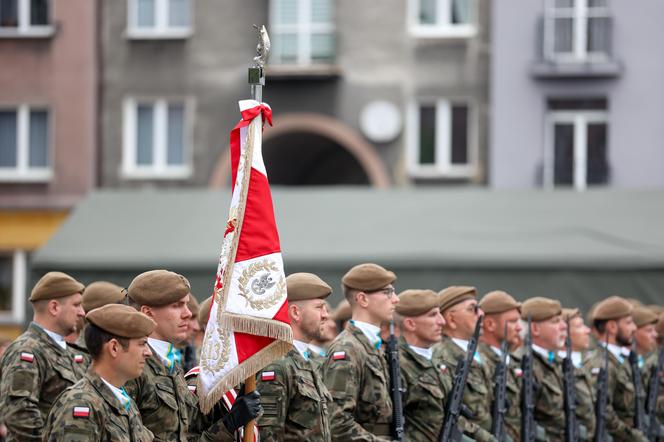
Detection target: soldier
<box><xmin>124</xmin><ymin>269</ymin><xmax>261</xmax><ymax>441</ymax></box>
<box><xmin>478</xmin><ymin>290</ymin><xmax>523</xmax><ymax>441</ymax></box>
<box><xmin>257</xmin><ymin>272</ymin><xmax>335</xmax><ymax>440</ymax></box>
<box><xmin>560</xmin><ymin>307</ymin><xmax>595</xmax><ymax>440</ymax></box>
<box><xmin>584</xmin><ymin>295</ymin><xmax>647</xmax><ymax>441</ymax></box>
<box><xmin>322</xmin><ymin>263</ymin><xmax>398</xmax><ymax>441</ymax></box>
<box><xmin>520</xmin><ymin>297</ymin><xmax>567</xmax><ymax>440</ymax></box>
<box><xmin>331</xmin><ymin>299</ymin><xmax>351</xmax><ymax>331</ymax></box>
<box><xmin>432</xmin><ymin>286</ymin><xmax>495</xmax><ymax>442</ymax></box>
<box><xmin>181</xmin><ymin>295</ymin><xmax>200</xmax><ymax>372</ymax></box>
<box><xmin>0</xmin><ymin>271</ymin><xmax>87</xmax><ymax>441</ymax></box>
<box><xmin>43</xmin><ymin>304</ymin><xmax>155</xmax><ymax>441</ymax></box>
<box><xmin>633</xmin><ymin>306</ymin><xmax>658</xmax><ymax>357</ymax></box>
<box><xmin>308</xmin><ymin>301</ymin><xmax>338</xmax><ymax>361</ymax></box>
<box><xmin>77</xmin><ymin>281</ymin><xmax>126</xmax><ymax>348</ymax></box>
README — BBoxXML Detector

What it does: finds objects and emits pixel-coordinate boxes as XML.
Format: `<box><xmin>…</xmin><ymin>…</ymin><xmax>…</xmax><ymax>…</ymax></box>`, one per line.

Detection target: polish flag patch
<box><xmin>439</xmin><ymin>364</ymin><xmax>448</xmax><ymax>373</ymax></box>
<box><xmin>74</xmin><ymin>355</ymin><xmax>84</xmax><ymax>363</ymax></box>
<box><xmin>20</xmin><ymin>352</ymin><xmax>34</xmax><ymax>363</ymax></box>
<box><xmin>591</xmin><ymin>367</ymin><xmax>601</xmax><ymax>375</ymax></box>
<box><xmin>73</xmin><ymin>407</ymin><xmax>90</xmax><ymax>418</ymax></box>
<box><xmin>261</xmin><ymin>371</ymin><xmax>276</xmax><ymax>381</ymax></box>
<box><xmin>515</xmin><ymin>368</ymin><xmax>524</xmax><ymax>378</ymax></box>
<box><xmin>332</xmin><ymin>351</ymin><xmax>346</xmax><ymax>361</ymax></box>
<box><xmin>188</xmin><ymin>385</ymin><xmax>197</xmax><ymax>394</ymax></box>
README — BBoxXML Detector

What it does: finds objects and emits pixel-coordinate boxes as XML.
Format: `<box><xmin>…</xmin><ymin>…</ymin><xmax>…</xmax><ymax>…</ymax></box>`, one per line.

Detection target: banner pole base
<box><xmin>243</xmin><ymin>375</ymin><xmax>257</xmax><ymax>442</ymax></box>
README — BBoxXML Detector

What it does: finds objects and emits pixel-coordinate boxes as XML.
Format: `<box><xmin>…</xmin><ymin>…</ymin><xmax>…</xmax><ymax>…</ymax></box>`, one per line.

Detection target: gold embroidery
<box><xmin>200</xmin><ymin>325</ymin><xmax>231</xmax><ymax>371</ymax></box>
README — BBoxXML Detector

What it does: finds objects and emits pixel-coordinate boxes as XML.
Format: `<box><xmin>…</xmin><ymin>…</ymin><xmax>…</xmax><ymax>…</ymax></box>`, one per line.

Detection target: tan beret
<box><xmin>187</xmin><ymin>295</ymin><xmax>200</xmax><ymax>318</ymax></box>
<box><xmin>593</xmin><ymin>296</ymin><xmax>633</xmax><ymax>321</ymax></box>
<box><xmin>656</xmin><ymin>313</ymin><xmax>664</xmax><ymax>337</ymax></box>
<box><xmin>479</xmin><ymin>290</ymin><xmax>521</xmax><ymax>315</ymax></box>
<box><xmin>198</xmin><ymin>296</ymin><xmax>213</xmax><ymax>329</ymax></box>
<box><xmin>286</xmin><ymin>273</ymin><xmax>332</xmax><ymax>301</ymax></box>
<box><xmin>332</xmin><ymin>299</ymin><xmax>351</xmax><ymax>322</ymax></box>
<box><xmin>632</xmin><ymin>306</ymin><xmax>658</xmax><ymax>328</ymax></box>
<box><xmin>586</xmin><ymin>302</ymin><xmax>600</xmax><ymax>325</ymax></box>
<box><xmin>562</xmin><ymin>308</ymin><xmax>581</xmax><ymax>322</ymax></box>
<box><xmin>396</xmin><ymin>289</ymin><xmax>440</xmax><ymax>317</ymax></box>
<box><xmin>521</xmin><ymin>297</ymin><xmax>562</xmax><ymax>322</ymax></box>
<box><xmin>30</xmin><ymin>271</ymin><xmax>85</xmax><ymax>302</ymax></box>
<box><xmin>648</xmin><ymin>305</ymin><xmax>664</xmax><ymax>316</ymax></box>
<box><xmin>86</xmin><ymin>304</ymin><xmax>156</xmax><ymax>338</ymax></box>
<box><xmin>127</xmin><ymin>270</ymin><xmax>191</xmax><ymax>307</ymax></box>
<box><xmin>342</xmin><ymin>263</ymin><xmax>396</xmax><ymax>292</ymax></box>
<box><xmin>82</xmin><ymin>281</ymin><xmax>125</xmax><ymax>313</ymax></box>
<box><xmin>627</xmin><ymin>298</ymin><xmax>644</xmax><ymax>308</ymax></box>
<box><xmin>439</xmin><ymin>286</ymin><xmax>477</xmax><ymax>312</ymax></box>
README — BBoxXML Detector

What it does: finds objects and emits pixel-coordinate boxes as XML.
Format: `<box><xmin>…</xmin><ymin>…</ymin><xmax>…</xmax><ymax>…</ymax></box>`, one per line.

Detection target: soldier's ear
<box><xmin>47</xmin><ymin>299</ymin><xmax>61</xmax><ymax>317</ymax></box>
<box><xmin>140</xmin><ymin>305</ymin><xmax>153</xmax><ymax>318</ymax></box>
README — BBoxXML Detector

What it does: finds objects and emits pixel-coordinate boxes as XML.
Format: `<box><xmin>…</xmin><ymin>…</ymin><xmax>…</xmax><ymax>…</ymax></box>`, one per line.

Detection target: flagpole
<box><xmin>243</xmin><ymin>24</ymin><xmax>269</xmax><ymax>442</ymax></box>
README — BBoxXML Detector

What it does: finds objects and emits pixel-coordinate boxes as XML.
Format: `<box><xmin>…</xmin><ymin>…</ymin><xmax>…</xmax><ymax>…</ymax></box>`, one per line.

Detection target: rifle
<box><xmin>646</xmin><ymin>341</ymin><xmax>664</xmax><ymax>441</ymax></box>
<box><xmin>386</xmin><ymin>321</ymin><xmax>404</xmax><ymax>442</ymax></box>
<box><xmin>629</xmin><ymin>336</ymin><xmax>646</xmax><ymax>432</ymax></box>
<box><xmin>491</xmin><ymin>323</ymin><xmax>509</xmax><ymax>441</ymax></box>
<box><xmin>562</xmin><ymin>317</ymin><xmax>579</xmax><ymax>442</ymax></box>
<box><xmin>520</xmin><ymin>315</ymin><xmax>536</xmax><ymax>442</ymax></box>
<box><xmin>440</xmin><ymin>315</ymin><xmax>484</xmax><ymax>442</ymax></box>
<box><xmin>593</xmin><ymin>339</ymin><xmax>609</xmax><ymax>442</ymax></box>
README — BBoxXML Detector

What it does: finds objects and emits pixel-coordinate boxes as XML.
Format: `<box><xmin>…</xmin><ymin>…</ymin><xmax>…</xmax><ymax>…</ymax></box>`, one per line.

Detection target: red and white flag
<box><xmin>198</xmin><ymin>99</ymin><xmax>292</xmax><ymax>413</ymax></box>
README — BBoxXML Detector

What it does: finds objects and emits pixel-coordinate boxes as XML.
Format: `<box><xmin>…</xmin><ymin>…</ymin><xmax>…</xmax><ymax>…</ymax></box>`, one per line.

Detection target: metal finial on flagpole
<box><xmin>249</xmin><ymin>25</ymin><xmax>270</xmax><ymax>102</ymax></box>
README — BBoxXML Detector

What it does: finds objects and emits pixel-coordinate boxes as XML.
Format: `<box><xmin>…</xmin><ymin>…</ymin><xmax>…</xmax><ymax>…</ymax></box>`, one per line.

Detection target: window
<box><xmin>122</xmin><ymin>98</ymin><xmax>192</xmax><ymax>179</ymax></box>
<box><xmin>127</xmin><ymin>0</ymin><xmax>191</xmax><ymax>39</ymax></box>
<box><xmin>270</xmin><ymin>0</ymin><xmax>335</xmax><ymax>65</ymax></box>
<box><xmin>0</xmin><ymin>105</ymin><xmax>51</xmax><ymax>181</ymax></box>
<box><xmin>409</xmin><ymin>0</ymin><xmax>475</xmax><ymax>38</ymax></box>
<box><xmin>544</xmin><ymin>98</ymin><xmax>608</xmax><ymax>190</ymax></box>
<box><xmin>544</xmin><ymin>0</ymin><xmax>611</xmax><ymax>62</ymax></box>
<box><xmin>0</xmin><ymin>0</ymin><xmax>54</xmax><ymax>37</ymax></box>
<box><xmin>407</xmin><ymin>99</ymin><xmax>475</xmax><ymax>178</ymax></box>
<box><xmin>0</xmin><ymin>250</ymin><xmax>26</xmax><ymax>324</ymax></box>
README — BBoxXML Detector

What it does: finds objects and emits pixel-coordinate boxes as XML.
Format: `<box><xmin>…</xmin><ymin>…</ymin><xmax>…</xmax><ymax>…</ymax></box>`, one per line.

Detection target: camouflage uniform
<box><xmin>530</xmin><ymin>350</ymin><xmax>565</xmax><ymax>441</ymax></box>
<box><xmin>124</xmin><ymin>347</ymin><xmax>234</xmax><ymax>442</ymax></box>
<box><xmin>478</xmin><ymin>342</ymin><xmax>521</xmax><ymax>441</ymax></box>
<box><xmin>642</xmin><ymin>352</ymin><xmax>664</xmax><ymax>431</ymax></box>
<box><xmin>432</xmin><ymin>336</ymin><xmax>495</xmax><ymax>441</ymax></box>
<box><xmin>257</xmin><ymin>348</ymin><xmax>333</xmax><ymax>441</ymax></box>
<box><xmin>584</xmin><ymin>347</ymin><xmax>648</xmax><ymax>441</ymax></box>
<box><xmin>0</xmin><ymin>323</ymin><xmax>89</xmax><ymax>441</ymax></box>
<box><xmin>573</xmin><ymin>361</ymin><xmax>596</xmax><ymax>440</ymax></box>
<box><xmin>43</xmin><ymin>371</ymin><xmax>153</xmax><ymax>441</ymax></box>
<box><xmin>322</xmin><ymin>322</ymin><xmax>392</xmax><ymax>441</ymax></box>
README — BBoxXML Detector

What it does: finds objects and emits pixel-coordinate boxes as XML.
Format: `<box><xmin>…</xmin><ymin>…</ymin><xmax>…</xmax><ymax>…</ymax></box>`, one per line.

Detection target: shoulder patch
<box><xmin>73</xmin><ymin>406</ymin><xmax>90</xmax><ymax>418</ymax></box>
<box><xmin>20</xmin><ymin>352</ymin><xmax>34</xmax><ymax>363</ymax></box>
<box><xmin>184</xmin><ymin>366</ymin><xmax>200</xmax><ymax>378</ymax></box>
<box><xmin>439</xmin><ymin>364</ymin><xmax>447</xmax><ymax>373</ymax></box>
<box><xmin>261</xmin><ymin>371</ymin><xmax>276</xmax><ymax>381</ymax></box>
<box><xmin>332</xmin><ymin>351</ymin><xmax>346</xmax><ymax>361</ymax></box>
<box><xmin>187</xmin><ymin>385</ymin><xmax>197</xmax><ymax>394</ymax></box>
<box><xmin>514</xmin><ymin>368</ymin><xmax>523</xmax><ymax>378</ymax></box>
<box><xmin>74</xmin><ymin>354</ymin><xmax>84</xmax><ymax>363</ymax></box>
<box><xmin>591</xmin><ymin>367</ymin><xmax>601</xmax><ymax>375</ymax></box>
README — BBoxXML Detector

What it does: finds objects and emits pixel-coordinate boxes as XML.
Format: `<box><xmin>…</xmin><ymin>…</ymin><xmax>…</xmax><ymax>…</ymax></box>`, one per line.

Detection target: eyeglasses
<box><xmin>450</xmin><ymin>303</ymin><xmax>480</xmax><ymax>315</ymax></box>
<box><xmin>364</xmin><ymin>287</ymin><xmax>396</xmax><ymax>297</ymax></box>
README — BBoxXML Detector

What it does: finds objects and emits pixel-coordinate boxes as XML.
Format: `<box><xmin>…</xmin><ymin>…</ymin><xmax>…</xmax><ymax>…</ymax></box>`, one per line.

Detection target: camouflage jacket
<box><xmin>642</xmin><ymin>351</ymin><xmax>664</xmax><ymax>426</ymax></box>
<box><xmin>478</xmin><ymin>342</ymin><xmax>522</xmax><ymax>441</ymax></box>
<box><xmin>257</xmin><ymin>348</ymin><xmax>333</xmax><ymax>441</ymax></box>
<box><xmin>0</xmin><ymin>322</ymin><xmax>89</xmax><ymax>441</ymax></box>
<box><xmin>432</xmin><ymin>336</ymin><xmax>493</xmax><ymax>432</ymax></box>
<box><xmin>584</xmin><ymin>347</ymin><xmax>648</xmax><ymax>442</ymax></box>
<box><xmin>573</xmin><ymin>363</ymin><xmax>596</xmax><ymax>440</ymax></box>
<box><xmin>321</xmin><ymin>322</ymin><xmax>392</xmax><ymax>441</ymax></box>
<box><xmin>531</xmin><ymin>350</ymin><xmax>565</xmax><ymax>441</ymax></box>
<box><xmin>42</xmin><ymin>371</ymin><xmax>153</xmax><ymax>441</ymax></box>
<box><xmin>124</xmin><ymin>346</ymin><xmax>234</xmax><ymax>442</ymax></box>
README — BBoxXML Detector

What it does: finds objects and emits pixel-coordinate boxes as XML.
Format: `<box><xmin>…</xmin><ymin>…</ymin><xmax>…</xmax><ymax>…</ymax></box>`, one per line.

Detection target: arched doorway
<box><xmin>209</xmin><ymin>113</ymin><xmax>391</xmax><ymax>188</ymax></box>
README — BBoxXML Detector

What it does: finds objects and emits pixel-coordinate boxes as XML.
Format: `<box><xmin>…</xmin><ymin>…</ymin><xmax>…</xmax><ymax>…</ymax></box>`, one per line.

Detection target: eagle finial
<box><xmin>252</xmin><ymin>25</ymin><xmax>270</xmax><ymax>68</ymax></box>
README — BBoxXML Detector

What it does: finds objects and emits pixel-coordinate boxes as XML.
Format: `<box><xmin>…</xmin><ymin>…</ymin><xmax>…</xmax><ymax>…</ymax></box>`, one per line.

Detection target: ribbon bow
<box><xmin>240</xmin><ymin>103</ymin><xmax>273</xmax><ymax>127</ymax></box>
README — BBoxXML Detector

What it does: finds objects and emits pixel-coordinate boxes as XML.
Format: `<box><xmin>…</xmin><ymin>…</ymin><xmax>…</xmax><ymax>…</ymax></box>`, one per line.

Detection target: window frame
<box><xmin>406</xmin><ymin>98</ymin><xmax>477</xmax><ymax>179</ymax></box>
<box><xmin>543</xmin><ymin>109</ymin><xmax>609</xmax><ymax>191</ymax></box>
<box><xmin>0</xmin><ymin>250</ymin><xmax>26</xmax><ymax>324</ymax></box>
<box><xmin>126</xmin><ymin>0</ymin><xmax>192</xmax><ymax>40</ymax></box>
<box><xmin>408</xmin><ymin>0</ymin><xmax>477</xmax><ymax>39</ymax></box>
<box><xmin>122</xmin><ymin>97</ymin><xmax>193</xmax><ymax>180</ymax></box>
<box><xmin>0</xmin><ymin>104</ymin><xmax>52</xmax><ymax>182</ymax></box>
<box><xmin>269</xmin><ymin>0</ymin><xmax>335</xmax><ymax>66</ymax></box>
<box><xmin>0</xmin><ymin>0</ymin><xmax>55</xmax><ymax>38</ymax></box>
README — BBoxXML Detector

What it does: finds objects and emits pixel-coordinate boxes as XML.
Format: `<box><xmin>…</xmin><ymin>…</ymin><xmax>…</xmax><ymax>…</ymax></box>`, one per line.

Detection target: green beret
<box><xmin>128</xmin><ymin>270</ymin><xmax>191</xmax><ymax>307</ymax></box>
<box><xmin>332</xmin><ymin>299</ymin><xmax>351</xmax><ymax>322</ymax></box>
<box><xmin>562</xmin><ymin>308</ymin><xmax>581</xmax><ymax>322</ymax></box>
<box><xmin>396</xmin><ymin>289</ymin><xmax>440</xmax><ymax>317</ymax></box>
<box><xmin>342</xmin><ymin>263</ymin><xmax>396</xmax><ymax>292</ymax></box>
<box><xmin>286</xmin><ymin>273</ymin><xmax>332</xmax><ymax>301</ymax></box>
<box><xmin>439</xmin><ymin>286</ymin><xmax>477</xmax><ymax>313</ymax></box>
<box><xmin>86</xmin><ymin>304</ymin><xmax>156</xmax><ymax>338</ymax></box>
<box><xmin>198</xmin><ymin>296</ymin><xmax>213</xmax><ymax>329</ymax></box>
<box><xmin>82</xmin><ymin>281</ymin><xmax>125</xmax><ymax>313</ymax></box>
<box><xmin>521</xmin><ymin>297</ymin><xmax>562</xmax><ymax>322</ymax></box>
<box><xmin>632</xmin><ymin>306</ymin><xmax>658</xmax><ymax>328</ymax></box>
<box><xmin>479</xmin><ymin>290</ymin><xmax>521</xmax><ymax>315</ymax></box>
<box><xmin>593</xmin><ymin>296</ymin><xmax>633</xmax><ymax>321</ymax></box>
<box><xmin>30</xmin><ymin>271</ymin><xmax>85</xmax><ymax>302</ymax></box>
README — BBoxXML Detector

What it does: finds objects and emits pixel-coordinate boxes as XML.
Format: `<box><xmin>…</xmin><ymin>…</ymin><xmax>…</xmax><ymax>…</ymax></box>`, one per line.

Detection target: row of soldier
<box><xmin>0</xmin><ymin>264</ymin><xmax>663</xmax><ymax>441</ymax></box>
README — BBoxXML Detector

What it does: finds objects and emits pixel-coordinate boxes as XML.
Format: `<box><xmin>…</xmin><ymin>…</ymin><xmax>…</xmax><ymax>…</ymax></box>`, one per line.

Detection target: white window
<box><xmin>544</xmin><ymin>99</ymin><xmax>609</xmax><ymax>190</ymax></box>
<box><xmin>0</xmin><ymin>105</ymin><xmax>51</xmax><ymax>182</ymax></box>
<box><xmin>0</xmin><ymin>0</ymin><xmax>54</xmax><ymax>37</ymax></box>
<box><xmin>407</xmin><ymin>99</ymin><xmax>476</xmax><ymax>178</ymax></box>
<box><xmin>409</xmin><ymin>0</ymin><xmax>476</xmax><ymax>38</ymax></box>
<box><xmin>127</xmin><ymin>0</ymin><xmax>191</xmax><ymax>39</ymax></box>
<box><xmin>0</xmin><ymin>250</ymin><xmax>27</xmax><ymax>324</ymax></box>
<box><xmin>544</xmin><ymin>0</ymin><xmax>610</xmax><ymax>62</ymax></box>
<box><xmin>270</xmin><ymin>0</ymin><xmax>335</xmax><ymax>65</ymax></box>
<box><xmin>122</xmin><ymin>98</ymin><xmax>192</xmax><ymax>179</ymax></box>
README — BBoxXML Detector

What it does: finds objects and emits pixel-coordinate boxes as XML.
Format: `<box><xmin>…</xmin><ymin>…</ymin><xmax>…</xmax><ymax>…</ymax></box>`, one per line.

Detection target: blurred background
<box><xmin>1</xmin><ymin>0</ymin><xmax>663</xmax><ymax>337</ymax></box>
